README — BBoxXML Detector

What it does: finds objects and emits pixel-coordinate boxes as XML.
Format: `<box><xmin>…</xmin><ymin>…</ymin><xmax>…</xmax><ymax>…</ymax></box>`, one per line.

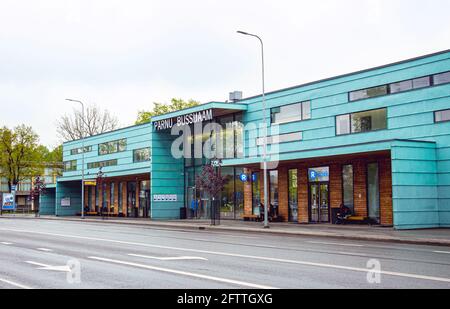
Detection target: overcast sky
<box><xmin>0</xmin><ymin>0</ymin><xmax>449</xmax><ymax>148</ymax></box>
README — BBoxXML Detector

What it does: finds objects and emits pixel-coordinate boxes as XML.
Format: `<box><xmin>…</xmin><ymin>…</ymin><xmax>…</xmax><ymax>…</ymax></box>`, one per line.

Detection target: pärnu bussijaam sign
<box><xmin>153</xmin><ymin>109</ymin><xmax>213</xmax><ymax>131</ymax></box>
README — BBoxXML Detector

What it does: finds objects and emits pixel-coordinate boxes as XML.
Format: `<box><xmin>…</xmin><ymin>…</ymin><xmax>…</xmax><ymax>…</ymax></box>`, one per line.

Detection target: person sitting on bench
<box><xmin>336</xmin><ymin>203</ymin><xmax>352</xmax><ymax>224</ymax></box>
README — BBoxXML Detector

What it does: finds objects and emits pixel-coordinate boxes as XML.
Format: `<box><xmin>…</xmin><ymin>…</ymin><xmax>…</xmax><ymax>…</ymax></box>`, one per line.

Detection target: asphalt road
<box><xmin>0</xmin><ymin>218</ymin><xmax>449</xmax><ymax>289</ymax></box>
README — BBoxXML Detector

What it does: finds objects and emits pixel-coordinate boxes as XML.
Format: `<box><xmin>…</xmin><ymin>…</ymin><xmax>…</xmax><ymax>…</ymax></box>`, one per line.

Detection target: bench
<box><xmin>243</xmin><ymin>214</ymin><xmax>260</xmax><ymax>222</ymax></box>
<box><xmin>343</xmin><ymin>216</ymin><xmax>371</xmax><ymax>225</ymax></box>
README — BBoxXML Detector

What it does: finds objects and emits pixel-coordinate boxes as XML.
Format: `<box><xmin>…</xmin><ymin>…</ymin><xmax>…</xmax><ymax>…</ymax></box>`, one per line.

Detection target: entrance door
<box><xmin>309</xmin><ymin>183</ymin><xmax>330</xmax><ymax>223</ymax></box>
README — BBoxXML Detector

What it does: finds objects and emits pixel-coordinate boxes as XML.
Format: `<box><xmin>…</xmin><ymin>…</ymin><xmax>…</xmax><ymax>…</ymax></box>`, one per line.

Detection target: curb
<box><xmin>1</xmin><ymin>216</ymin><xmax>450</xmax><ymax>247</ymax></box>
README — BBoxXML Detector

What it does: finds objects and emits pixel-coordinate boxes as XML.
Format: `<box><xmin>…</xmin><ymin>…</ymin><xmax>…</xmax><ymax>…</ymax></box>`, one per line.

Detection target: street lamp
<box><xmin>237</xmin><ymin>30</ymin><xmax>269</xmax><ymax>229</ymax></box>
<box><xmin>66</xmin><ymin>98</ymin><xmax>86</xmax><ymax>219</ymax></box>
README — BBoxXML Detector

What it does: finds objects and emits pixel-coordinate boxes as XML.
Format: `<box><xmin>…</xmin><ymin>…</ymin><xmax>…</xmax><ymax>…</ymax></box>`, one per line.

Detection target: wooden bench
<box><xmin>343</xmin><ymin>216</ymin><xmax>370</xmax><ymax>224</ymax></box>
<box><xmin>243</xmin><ymin>214</ymin><xmax>259</xmax><ymax>222</ymax></box>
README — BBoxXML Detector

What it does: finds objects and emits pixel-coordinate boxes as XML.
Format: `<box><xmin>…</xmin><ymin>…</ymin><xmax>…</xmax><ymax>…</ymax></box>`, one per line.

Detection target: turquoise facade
<box><xmin>48</xmin><ymin>50</ymin><xmax>450</xmax><ymax>229</ymax></box>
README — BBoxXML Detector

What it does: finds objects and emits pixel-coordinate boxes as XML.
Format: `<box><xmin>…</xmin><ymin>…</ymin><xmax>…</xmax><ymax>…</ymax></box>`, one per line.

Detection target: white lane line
<box><xmin>434</xmin><ymin>251</ymin><xmax>450</xmax><ymax>255</ymax></box>
<box><xmin>2</xmin><ymin>227</ymin><xmax>450</xmax><ymax>284</ymax></box>
<box><xmin>337</xmin><ymin>252</ymin><xmax>369</xmax><ymax>257</ymax></box>
<box><xmin>89</xmin><ymin>256</ymin><xmax>276</xmax><ymax>289</ymax></box>
<box><xmin>1</xmin><ymin>242</ymin><xmax>13</xmax><ymax>245</ymax></box>
<box><xmin>0</xmin><ymin>278</ymin><xmax>33</xmax><ymax>289</ymax></box>
<box><xmin>36</xmin><ymin>248</ymin><xmax>53</xmax><ymax>252</ymax></box>
<box><xmin>25</xmin><ymin>261</ymin><xmax>71</xmax><ymax>272</ymax></box>
<box><xmin>129</xmin><ymin>254</ymin><xmax>208</xmax><ymax>261</ymax></box>
<box><xmin>307</xmin><ymin>241</ymin><xmax>365</xmax><ymax>247</ymax></box>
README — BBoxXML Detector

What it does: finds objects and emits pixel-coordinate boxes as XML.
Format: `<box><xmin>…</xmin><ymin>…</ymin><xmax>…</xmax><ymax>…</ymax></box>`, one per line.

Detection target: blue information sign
<box><xmin>2</xmin><ymin>193</ymin><xmax>15</xmax><ymax>211</ymax></box>
<box><xmin>239</xmin><ymin>173</ymin><xmax>249</xmax><ymax>182</ymax></box>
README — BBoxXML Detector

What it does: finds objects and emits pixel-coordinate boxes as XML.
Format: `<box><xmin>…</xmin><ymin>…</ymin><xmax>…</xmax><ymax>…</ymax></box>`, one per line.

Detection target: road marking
<box><xmin>26</xmin><ymin>261</ymin><xmax>71</xmax><ymax>272</ymax></box>
<box><xmin>36</xmin><ymin>248</ymin><xmax>53</xmax><ymax>252</ymax></box>
<box><xmin>1</xmin><ymin>242</ymin><xmax>13</xmax><ymax>245</ymax></box>
<box><xmin>0</xmin><ymin>278</ymin><xmax>32</xmax><ymax>289</ymax></box>
<box><xmin>89</xmin><ymin>256</ymin><xmax>276</xmax><ymax>289</ymax></box>
<box><xmin>434</xmin><ymin>251</ymin><xmax>450</xmax><ymax>255</ymax></box>
<box><xmin>3</xmin><ymin>227</ymin><xmax>450</xmax><ymax>284</ymax></box>
<box><xmin>129</xmin><ymin>254</ymin><xmax>208</xmax><ymax>261</ymax></box>
<box><xmin>307</xmin><ymin>241</ymin><xmax>365</xmax><ymax>247</ymax></box>
<box><xmin>337</xmin><ymin>252</ymin><xmax>369</xmax><ymax>257</ymax></box>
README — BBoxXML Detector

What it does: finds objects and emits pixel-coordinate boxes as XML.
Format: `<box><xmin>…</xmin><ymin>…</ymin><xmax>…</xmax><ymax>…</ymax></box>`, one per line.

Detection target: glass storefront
<box><xmin>288</xmin><ymin>169</ymin><xmax>298</xmax><ymax>222</ymax></box>
<box><xmin>139</xmin><ymin>180</ymin><xmax>151</xmax><ymax>218</ymax></box>
<box><xmin>342</xmin><ymin>165</ymin><xmax>354</xmax><ymax>213</ymax></box>
<box><xmin>269</xmin><ymin>170</ymin><xmax>279</xmax><ymax>216</ymax></box>
<box><xmin>368</xmin><ymin>163</ymin><xmax>380</xmax><ymax>224</ymax></box>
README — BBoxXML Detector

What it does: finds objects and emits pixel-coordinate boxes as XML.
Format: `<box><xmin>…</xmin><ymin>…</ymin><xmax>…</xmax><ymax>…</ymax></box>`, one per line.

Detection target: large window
<box><xmin>70</xmin><ymin>146</ymin><xmax>92</xmax><ymax>156</ymax></box>
<box><xmin>252</xmin><ymin>172</ymin><xmax>260</xmax><ymax>216</ymax></box>
<box><xmin>110</xmin><ymin>183</ymin><xmax>115</xmax><ymax>211</ymax></box>
<box><xmin>336</xmin><ymin>108</ymin><xmax>387</xmax><ymax>135</ymax></box>
<box><xmin>133</xmin><ymin>148</ymin><xmax>151</xmax><ymax>163</ymax></box>
<box><xmin>389</xmin><ymin>76</ymin><xmax>431</xmax><ymax>94</ymax></box>
<box><xmin>367</xmin><ymin>163</ymin><xmax>380</xmax><ymax>224</ymax></box>
<box><xmin>435</xmin><ymin>109</ymin><xmax>450</xmax><ymax>123</ymax></box>
<box><xmin>349</xmin><ymin>85</ymin><xmax>388</xmax><ymax>101</ymax></box>
<box><xmin>288</xmin><ymin>169</ymin><xmax>298</xmax><ymax>222</ymax></box>
<box><xmin>342</xmin><ymin>165</ymin><xmax>354</xmax><ymax>213</ymax></box>
<box><xmin>87</xmin><ymin>159</ymin><xmax>118</xmax><ymax>169</ymax></box>
<box><xmin>64</xmin><ymin>160</ymin><xmax>77</xmax><ymax>172</ymax></box>
<box><xmin>271</xmin><ymin>101</ymin><xmax>311</xmax><ymax>124</ymax></box>
<box><xmin>269</xmin><ymin>170</ymin><xmax>279</xmax><ymax>211</ymax></box>
<box><xmin>433</xmin><ymin>72</ymin><xmax>450</xmax><ymax>85</ymax></box>
<box><xmin>99</xmin><ymin>139</ymin><xmax>127</xmax><ymax>155</ymax></box>
<box><xmin>118</xmin><ymin>182</ymin><xmax>124</xmax><ymax>214</ymax></box>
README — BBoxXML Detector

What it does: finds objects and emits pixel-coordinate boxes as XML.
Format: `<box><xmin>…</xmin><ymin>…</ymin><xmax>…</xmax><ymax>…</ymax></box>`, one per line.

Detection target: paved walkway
<box><xmin>1</xmin><ymin>214</ymin><xmax>450</xmax><ymax>247</ymax></box>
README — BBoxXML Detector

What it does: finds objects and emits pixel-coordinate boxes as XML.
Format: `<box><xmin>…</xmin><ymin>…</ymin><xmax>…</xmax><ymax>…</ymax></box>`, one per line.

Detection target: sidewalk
<box><xmin>2</xmin><ymin>214</ymin><xmax>450</xmax><ymax>247</ymax></box>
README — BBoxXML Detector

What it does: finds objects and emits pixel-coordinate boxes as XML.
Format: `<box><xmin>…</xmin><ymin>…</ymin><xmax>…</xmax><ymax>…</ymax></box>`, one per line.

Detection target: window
<box><xmin>110</xmin><ymin>183</ymin><xmax>115</xmax><ymax>211</ymax></box>
<box><xmin>70</xmin><ymin>146</ymin><xmax>92</xmax><ymax>156</ymax></box>
<box><xmin>390</xmin><ymin>80</ymin><xmax>412</xmax><ymax>93</ymax></box>
<box><xmin>64</xmin><ymin>160</ymin><xmax>77</xmax><ymax>172</ymax></box>
<box><xmin>433</xmin><ymin>71</ymin><xmax>450</xmax><ymax>85</ymax></box>
<box><xmin>349</xmin><ymin>85</ymin><xmax>388</xmax><ymax>101</ymax></box>
<box><xmin>99</xmin><ymin>139</ymin><xmax>127</xmax><ymax>155</ymax></box>
<box><xmin>336</xmin><ymin>114</ymin><xmax>351</xmax><ymax>135</ymax></box>
<box><xmin>87</xmin><ymin>159</ymin><xmax>118</xmax><ymax>170</ymax></box>
<box><xmin>133</xmin><ymin>148</ymin><xmax>151</xmax><ymax>163</ymax></box>
<box><xmin>342</xmin><ymin>165</ymin><xmax>354</xmax><ymax>213</ymax></box>
<box><xmin>336</xmin><ymin>108</ymin><xmax>387</xmax><ymax>135</ymax></box>
<box><xmin>288</xmin><ymin>169</ymin><xmax>298</xmax><ymax>222</ymax></box>
<box><xmin>435</xmin><ymin>109</ymin><xmax>450</xmax><ymax>123</ymax></box>
<box><xmin>118</xmin><ymin>182</ymin><xmax>124</xmax><ymax>214</ymax></box>
<box><xmin>367</xmin><ymin>163</ymin><xmax>380</xmax><ymax>224</ymax></box>
<box><xmin>252</xmin><ymin>172</ymin><xmax>260</xmax><ymax>216</ymax></box>
<box><xmin>412</xmin><ymin>76</ymin><xmax>431</xmax><ymax>89</ymax></box>
<box><xmin>271</xmin><ymin>101</ymin><xmax>311</xmax><ymax>124</ymax></box>
<box><xmin>269</xmin><ymin>170</ymin><xmax>278</xmax><ymax>210</ymax></box>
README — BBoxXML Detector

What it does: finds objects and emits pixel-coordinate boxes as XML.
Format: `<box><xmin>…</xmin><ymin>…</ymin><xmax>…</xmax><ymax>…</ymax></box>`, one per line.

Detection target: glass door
<box><xmin>309</xmin><ymin>183</ymin><xmax>330</xmax><ymax>223</ymax></box>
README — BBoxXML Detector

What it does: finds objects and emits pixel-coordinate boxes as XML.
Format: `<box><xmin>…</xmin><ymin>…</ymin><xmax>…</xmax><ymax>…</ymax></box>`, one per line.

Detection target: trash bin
<box><xmin>180</xmin><ymin>207</ymin><xmax>187</xmax><ymax>220</ymax></box>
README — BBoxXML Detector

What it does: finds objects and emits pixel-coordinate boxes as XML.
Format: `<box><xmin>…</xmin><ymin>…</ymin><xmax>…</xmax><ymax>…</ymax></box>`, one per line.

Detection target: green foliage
<box><xmin>136</xmin><ymin>98</ymin><xmax>200</xmax><ymax>124</ymax></box>
<box><xmin>0</xmin><ymin>125</ymin><xmax>44</xmax><ymax>190</ymax></box>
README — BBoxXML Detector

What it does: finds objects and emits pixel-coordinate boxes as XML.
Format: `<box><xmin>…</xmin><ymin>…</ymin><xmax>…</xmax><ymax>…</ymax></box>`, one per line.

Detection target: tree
<box><xmin>136</xmin><ymin>98</ymin><xmax>200</xmax><ymax>124</ymax></box>
<box><xmin>0</xmin><ymin>125</ymin><xmax>45</xmax><ymax>192</ymax></box>
<box><xmin>195</xmin><ymin>164</ymin><xmax>229</xmax><ymax>225</ymax></box>
<box><xmin>57</xmin><ymin>105</ymin><xmax>119</xmax><ymax>142</ymax></box>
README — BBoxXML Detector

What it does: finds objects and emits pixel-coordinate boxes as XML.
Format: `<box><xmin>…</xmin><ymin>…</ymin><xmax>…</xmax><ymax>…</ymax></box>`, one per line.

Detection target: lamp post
<box><xmin>237</xmin><ymin>30</ymin><xmax>269</xmax><ymax>229</ymax></box>
<box><xmin>66</xmin><ymin>99</ymin><xmax>86</xmax><ymax>219</ymax></box>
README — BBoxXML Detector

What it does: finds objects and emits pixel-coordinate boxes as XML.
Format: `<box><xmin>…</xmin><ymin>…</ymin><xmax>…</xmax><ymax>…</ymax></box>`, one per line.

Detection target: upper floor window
<box><xmin>133</xmin><ymin>148</ymin><xmax>151</xmax><ymax>163</ymax></box>
<box><xmin>64</xmin><ymin>160</ymin><xmax>77</xmax><ymax>172</ymax></box>
<box><xmin>70</xmin><ymin>146</ymin><xmax>92</xmax><ymax>156</ymax></box>
<box><xmin>87</xmin><ymin>159</ymin><xmax>118</xmax><ymax>170</ymax></box>
<box><xmin>349</xmin><ymin>86</ymin><xmax>388</xmax><ymax>102</ymax></box>
<box><xmin>99</xmin><ymin>139</ymin><xmax>127</xmax><ymax>155</ymax></box>
<box><xmin>390</xmin><ymin>76</ymin><xmax>431</xmax><ymax>94</ymax></box>
<box><xmin>271</xmin><ymin>101</ymin><xmax>311</xmax><ymax>124</ymax></box>
<box><xmin>435</xmin><ymin>109</ymin><xmax>450</xmax><ymax>123</ymax></box>
<box><xmin>433</xmin><ymin>72</ymin><xmax>450</xmax><ymax>85</ymax></box>
<box><xmin>336</xmin><ymin>108</ymin><xmax>387</xmax><ymax>135</ymax></box>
